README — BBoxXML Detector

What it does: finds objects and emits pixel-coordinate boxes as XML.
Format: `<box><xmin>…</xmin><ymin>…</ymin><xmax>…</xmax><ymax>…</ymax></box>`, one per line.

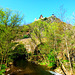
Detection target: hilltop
<box><xmin>34</xmin><ymin>14</ymin><xmax>61</xmax><ymax>23</ymax></box>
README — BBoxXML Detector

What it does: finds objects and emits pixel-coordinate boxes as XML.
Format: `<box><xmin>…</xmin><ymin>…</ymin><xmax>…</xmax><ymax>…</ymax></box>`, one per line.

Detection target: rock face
<box><xmin>14</xmin><ymin>38</ymin><xmax>40</xmax><ymax>53</ymax></box>
<box><xmin>14</xmin><ymin>38</ymin><xmax>46</xmax><ymax>53</ymax></box>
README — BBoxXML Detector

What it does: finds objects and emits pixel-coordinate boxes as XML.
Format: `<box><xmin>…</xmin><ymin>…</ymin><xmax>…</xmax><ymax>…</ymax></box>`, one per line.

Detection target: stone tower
<box><xmin>39</xmin><ymin>15</ymin><xmax>43</xmax><ymax>19</ymax></box>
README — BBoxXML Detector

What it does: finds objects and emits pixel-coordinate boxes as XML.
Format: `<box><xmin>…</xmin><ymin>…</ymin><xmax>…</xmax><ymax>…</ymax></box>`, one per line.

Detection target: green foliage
<box><xmin>29</xmin><ymin>20</ymin><xmax>49</xmax><ymax>43</ymax></box>
<box><xmin>9</xmin><ymin>44</ymin><xmax>27</xmax><ymax>60</ymax></box>
<box><xmin>23</xmin><ymin>35</ymin><xmax>29</xmax><ymax>38</ymax></box>
<box><xmin>43</xmin><ymin>17</ymin><xmax>47</xmax><ymax>20</ymax></box>
<box><xmin>0</xmin><ymin>64</ymin><xmax>7</xmax><ymax>69</ymax></box>
<box><xmin>23</xmin><ymin>25</ymin><xmax>29</xmax><ymax>32</ymax></box>
<box><xmin>0</xmin><ymin>8</ymin><xmax>23</xmax><ymax>27</ymax></box>
<box><xmin>62</xmin><ymin>60</ymin><xmax>69</xmax><ymax>63</ymax></box>
<box><xmin>14</xmin><ymin>44</ymin><xmax>27</xmax><ymax>54</ymax></box>
<box><xmin>34</xmin><ymin>43</ymin><xmax>56</xmax><ymax>67</ymax></box>
<box><xmin>0</xmin><ymin>24</ymin><xmax>18</xmax><ymax>64</ymax></box>
<box><xmin>40</xmin><ymin>62</ymin><xmax>47</xmax><ymax>65</ymax></box>
<box><xmin>0</xmin><ymin>7</ymin><xmax>24</xmax><ymax>66</ymax></box>
<box><xmin>73</xmin><ymin>46</ymin><xmax>75</xmax><ymax>48</ymax></box>
<box><xmin>0</xmin><ymin>64</ymin><xmax>7</xmax><ymax>75</ymax></box>
<box><xmin>47</xmin><ymin>52</ymin><xmax>56</xmax><ymax>66</ymax></box>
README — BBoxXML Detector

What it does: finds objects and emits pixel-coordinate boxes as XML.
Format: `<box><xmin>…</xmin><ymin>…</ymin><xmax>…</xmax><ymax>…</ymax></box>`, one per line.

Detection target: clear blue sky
<box><xmin>0</xmin><ymin>0</ymin><xmax>75</xmax><ymax>24</ymax></box>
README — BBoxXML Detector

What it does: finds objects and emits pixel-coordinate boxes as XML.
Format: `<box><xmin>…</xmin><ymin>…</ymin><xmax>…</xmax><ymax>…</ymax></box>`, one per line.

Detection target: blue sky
<box><xmin>0</xmin><ymin>0</ymin><xmax>75</xmax><ymax>24</ymax></box>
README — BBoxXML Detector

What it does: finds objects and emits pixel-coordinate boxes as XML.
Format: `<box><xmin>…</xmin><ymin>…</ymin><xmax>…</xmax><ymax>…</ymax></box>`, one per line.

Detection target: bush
<box><xmin>47</xmin><ymin>53</ymin><xmax>56</xmax><ymax>67</ymax></box>
<box><xmin>23</xmin><ymin>25</ymin><xmax>29</xmax><ymax>32</ymax></box>
<box><xmin>0</xmin><ymin>64</ymin><xmax>7</xmax><ymax>75</ymax></box>
<box><xmin>43</xmin><ymin>17</ymin><xmax>47</xmax><ymax>20</ymax></box>
<box><xmin>23</xmin><ymin>35</ymin><xmax>29</xmax><ymax>38</ymax></box>
<box><xmin>34</xmin><ymin>43</ymin><xmax>56</xmax><ymax>67</ymax></box>
<box><xmin>9</xmin><ymin>44</ymin><xmax>27</xmax><ymax>60</ymax></box>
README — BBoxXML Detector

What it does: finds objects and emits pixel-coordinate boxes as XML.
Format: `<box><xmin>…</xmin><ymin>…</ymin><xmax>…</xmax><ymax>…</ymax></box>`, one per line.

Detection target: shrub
<box><xmin>0</xmin><ymin>64</ymin><xmax>7</xmax><ymax>75</ymax></box>
<box><xmin>43</xmin><ymin>17</ymin><xmax>47</xmax><ymax>20</ymax></box>
<box><xmin>34</xmin><ymin>43</ymin><xmax>56</xmax><ymax>67</ymax></box>
<box><xmin>9</xmin><ymin>44</ymin><xmax>27</xmax><ymax>60</ymax></box>
<box><xmin>47</xmin><ymin>53</ymin><xmax>56</xmax><ymax>67</ymax></box>
<box><xmin>23</xmin><ymin>35</ymin><xmax>29</xmax><ymax>38</ymax></box>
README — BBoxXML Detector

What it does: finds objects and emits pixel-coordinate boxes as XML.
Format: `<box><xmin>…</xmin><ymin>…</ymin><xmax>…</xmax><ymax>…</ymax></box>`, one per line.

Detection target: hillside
<box><xmin>27</xmin><ymin>15</ymin><xmax>75</xmax><ymax>75</ymax></box>
<box><xmin>0</xmin><ymin>9</ymin><xmax>75</xmax><ymax>75</ymax></box>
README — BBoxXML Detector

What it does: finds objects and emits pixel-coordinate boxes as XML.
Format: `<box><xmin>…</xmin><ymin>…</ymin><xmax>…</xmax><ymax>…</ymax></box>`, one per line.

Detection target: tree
<box><xmin>0</xmin><ymin>7</ymin><xmax>24</xmax><ymax>71</ymax></box>
<box><xmin>64</xmin><ymin>24</ymin><xmax>74</xmax><ymax>75</ymax></box>
<box><xmin>29</xmin><ymin>21</ymin><xmax>49</xmax><ymax>44</ymax></box>
<box><xmin>30</xmin><ymin>20</ymin><xmax>60</xmax><ymax>67</ymax></box>
<box><xmin>58</xmin><ymin>5</ymin><xmax>66</xmax><ymax>21</ymax></box>
<box><xmin>0</xmin><ymin>8</ymin><xmax>23</xmax><ymax>27</ymax></box>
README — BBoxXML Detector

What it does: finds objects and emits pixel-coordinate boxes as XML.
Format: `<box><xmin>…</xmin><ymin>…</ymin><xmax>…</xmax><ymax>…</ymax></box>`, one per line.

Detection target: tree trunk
<box><xmin>58</xmin><ymin>59</ymin><xmax>68</xmax><ymax>75</ymax></box>
<box><xmin>65</xmin><ymin>24</ymin><xmax>73</xmax><ymax>75</ymax></box>
<box><xmin>0</xmin><ymin>54</ymin><xmax>3</xmax><ymax>71</ymax></box>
